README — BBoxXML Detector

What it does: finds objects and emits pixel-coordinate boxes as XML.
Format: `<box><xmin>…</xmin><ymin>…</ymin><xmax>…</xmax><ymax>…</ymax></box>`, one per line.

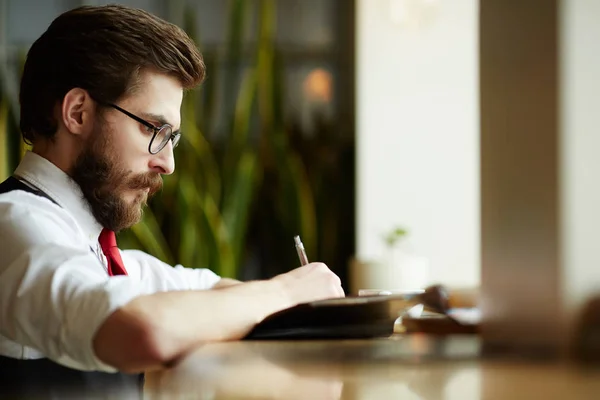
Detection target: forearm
<box><xmin>136</xmin><ymin>279</ymin><xmax>288</xmax><ymax>341</ymax></box>
<box><xmin>94</xmin><ymin>262</ymin><xmax>344</xmax><ymax>373</ymax></box>
<box><xmin>93</xmin><ymin>279</ymin><xmax>290</xmax><ymax>372</ymax></box>
<box><xmin>212</xmin><ymin>277</ymin><xmax>242</xmax><ymax>288</ymax></box>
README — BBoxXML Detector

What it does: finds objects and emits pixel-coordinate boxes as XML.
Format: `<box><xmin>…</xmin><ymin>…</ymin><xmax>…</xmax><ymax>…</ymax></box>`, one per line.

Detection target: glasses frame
<box><xmin>103</xmin><ymin>103</ymin><xmax>180</xmax><ymax>155</ymax></box>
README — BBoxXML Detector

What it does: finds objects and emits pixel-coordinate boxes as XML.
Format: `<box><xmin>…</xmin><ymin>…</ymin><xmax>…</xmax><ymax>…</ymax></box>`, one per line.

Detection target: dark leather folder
<box><xmin>244</xmin><ymin>295</ymin><xmax>415</xmax><ymax>340</ymax></box>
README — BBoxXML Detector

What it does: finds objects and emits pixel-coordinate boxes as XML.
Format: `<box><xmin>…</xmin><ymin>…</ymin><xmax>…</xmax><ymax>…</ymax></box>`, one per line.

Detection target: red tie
<box><xmin>99</xmin><ymin>229</ymin><xmax>129</xmax><ymax>276</ymax></box>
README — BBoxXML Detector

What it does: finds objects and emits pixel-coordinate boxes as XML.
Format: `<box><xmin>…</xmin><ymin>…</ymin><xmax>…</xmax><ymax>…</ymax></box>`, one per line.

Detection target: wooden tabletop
<box><xmin>143</xmin><ymin>335</ymin><xmax>600</xmax><ymax>399</ymax></box>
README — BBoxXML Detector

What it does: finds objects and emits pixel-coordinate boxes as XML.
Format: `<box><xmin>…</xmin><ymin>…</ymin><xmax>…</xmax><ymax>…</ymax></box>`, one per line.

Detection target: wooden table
<box><xmin>143</xmin><ymin>335</ymin><xmax>600</xmax><ymax>399</ymax></box>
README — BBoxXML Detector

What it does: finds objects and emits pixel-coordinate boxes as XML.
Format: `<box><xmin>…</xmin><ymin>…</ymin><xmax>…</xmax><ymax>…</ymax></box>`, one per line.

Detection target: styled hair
<box><xmin>19</xmin><ymin>4</ymin><xmax>206</xmax><ymax>143</ymax></box>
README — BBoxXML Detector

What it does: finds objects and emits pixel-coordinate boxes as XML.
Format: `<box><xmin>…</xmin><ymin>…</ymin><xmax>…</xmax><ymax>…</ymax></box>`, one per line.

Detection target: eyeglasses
<box><xmin>104</xmin><ymin>103</ymin><xmax>181</xmax><ymax>155</ymax></box>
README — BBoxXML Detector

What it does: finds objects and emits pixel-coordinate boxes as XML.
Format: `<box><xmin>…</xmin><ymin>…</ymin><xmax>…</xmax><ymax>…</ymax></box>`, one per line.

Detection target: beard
<box><xmin>70</xmin><ymin>123</ymin><xmax>163</xmax><ymax>232</ymax></box>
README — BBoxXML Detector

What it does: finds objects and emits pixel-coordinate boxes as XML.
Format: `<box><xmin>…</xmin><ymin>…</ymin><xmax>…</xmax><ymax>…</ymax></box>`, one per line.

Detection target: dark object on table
<box><xmin>244</xmin><ymin>285</ymin><xmax>464</xmax><ymax>340</ymax></box>
<box><xmin>572</xmin><ymin>296</ymin><xmax>600</xmax><ymax>364</ymax></box>
<box><xmin>244</xmin><ymin>295</ymin><xmax>397</xmax><ymax>340</ymax></box>
<box><xmin>400</xmin><ymin>311</ymin><xmax>480</xmax><ymax>335</ymax></box>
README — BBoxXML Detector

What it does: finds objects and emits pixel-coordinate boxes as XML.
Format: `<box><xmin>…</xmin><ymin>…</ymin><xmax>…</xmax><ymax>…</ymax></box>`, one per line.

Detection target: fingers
<box><xmin>277</xmin><ymin>261</ymin><xmax>345</xmax><ymax>302</ymax></box>
<box><xmin>315</xmin><ymin>263</ymin><xmax>344</xmax><ymax>298</ymax></box>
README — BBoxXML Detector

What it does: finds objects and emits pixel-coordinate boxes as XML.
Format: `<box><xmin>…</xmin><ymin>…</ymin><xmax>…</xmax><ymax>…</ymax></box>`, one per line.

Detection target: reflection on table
<box><xmin>143</xmin><ymin>335</ymin><xmax>600</xmax><ymax>399</ymax></box>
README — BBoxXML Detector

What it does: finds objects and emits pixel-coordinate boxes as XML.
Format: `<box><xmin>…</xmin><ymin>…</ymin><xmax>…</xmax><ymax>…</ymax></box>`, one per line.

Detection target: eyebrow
<box><xmin>141</xmin><ymin>112</ymin><xmax>181</xmax><ymax>133</ymax></box>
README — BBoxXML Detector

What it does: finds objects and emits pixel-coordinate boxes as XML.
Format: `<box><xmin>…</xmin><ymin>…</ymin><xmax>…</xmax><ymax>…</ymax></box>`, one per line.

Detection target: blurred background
<box><xmin>4</xmin><ymin>0</ymin><xmax>600</xmax><ymax>370</ymax></box>
<box><xmin>0</xmin><ymin>0</ymin><xmax>480</xmax><ymax>293</ymax></box>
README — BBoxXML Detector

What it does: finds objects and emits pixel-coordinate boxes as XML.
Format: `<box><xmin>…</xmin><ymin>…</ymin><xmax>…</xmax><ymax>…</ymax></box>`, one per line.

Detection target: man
<box><xmin>0</xmin><ymin>3</ymin><xmax>344</xmax><ymax>383</ymax></box>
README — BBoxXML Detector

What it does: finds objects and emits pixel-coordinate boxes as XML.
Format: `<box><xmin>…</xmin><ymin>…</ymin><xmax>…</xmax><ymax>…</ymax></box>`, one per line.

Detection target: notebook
<box><xmin>244</xmin><ymin>295</ymin><xmax>420</xmax><ymax>340</ymax></box>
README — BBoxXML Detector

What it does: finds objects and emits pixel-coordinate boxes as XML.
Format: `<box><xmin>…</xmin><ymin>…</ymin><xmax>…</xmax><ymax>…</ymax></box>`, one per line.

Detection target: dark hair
<box><xmin>19</xmin><ymin>4</ymin><xmax>206</xmax><ymax>143</ymax></box>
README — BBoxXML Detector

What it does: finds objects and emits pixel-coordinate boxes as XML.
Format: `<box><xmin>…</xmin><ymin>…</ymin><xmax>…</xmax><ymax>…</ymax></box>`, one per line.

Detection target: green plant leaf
<box><xmin>177</xmin><ymin>175</ymin><xmax>204</xmax><ymax>268</ymax></box>
<box><xmin>0</xmin><ymin>96</ymin><xmax>8</xmax><ymax>181</ymax></box>
<box><xmin>222</xmin><ymin>0</ymin><xmax>248</xmax><ymax>116</ymax></box>
<box><xmin>223</xmin><ymin>68</ymin><xmax>258</xmax><ymax>194</ymax></box>
<box><xmin>130</xmin><ymin>208</ymin><xmax>174</xmax><ymax>265</ymax></box>
<box><xmin>285</xmin><ymin>152</ymin><xmax>318</xmax><ymax>260</ymax></box>
<box><xmin>200</xmin><ymin>194</ymin><xmax>236</xmax><ymax>278</ymax></box>
<box><xmin>222</xmin><ymin>150</ymin><xmax>261</xmax><ymax>267</ymax></box>
<box><xmin>256</xmin><ymin>0</ymin><xmax>276</xmax><ymax>134</ymax></box>
<box><xmin>270</xmin><ymin>132</ymin><xmax>318</xmax><ymax>265</ymax></box>
<box><xmin>383</xmin><ymin>227</ymin><xmax>408</xmax><ymax>248</ymax></box>
<box><xmin>180</xmin><ymin>108</ymin><xmax>222</xmax><ymax>206</ymax></box>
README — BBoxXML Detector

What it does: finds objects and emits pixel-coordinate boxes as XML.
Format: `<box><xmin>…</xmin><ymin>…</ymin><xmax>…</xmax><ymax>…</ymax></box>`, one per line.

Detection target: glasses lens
<box><xmin>172</xmin><ymin>133</ymin><xmax>181</xmax><ymax>149</ymax></box>
<box><xmin>150</xmin><ymin>126</ymin><xmax>172</xmax><ymax>154</ymax></box>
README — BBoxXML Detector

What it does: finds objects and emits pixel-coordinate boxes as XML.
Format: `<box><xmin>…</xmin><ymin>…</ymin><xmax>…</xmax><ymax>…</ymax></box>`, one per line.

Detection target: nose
<box><xmin>148</xmin><ymin>141</ymin><xmax>175</xmax><ymax>175</ymax></box>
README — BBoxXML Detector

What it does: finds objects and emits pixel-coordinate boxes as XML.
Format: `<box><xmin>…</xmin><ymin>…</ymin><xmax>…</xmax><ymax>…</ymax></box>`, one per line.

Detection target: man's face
<box><xmin>71</xmin><ymin>71</ymin><xmax>182</xmax><ymax>232</ymax></box>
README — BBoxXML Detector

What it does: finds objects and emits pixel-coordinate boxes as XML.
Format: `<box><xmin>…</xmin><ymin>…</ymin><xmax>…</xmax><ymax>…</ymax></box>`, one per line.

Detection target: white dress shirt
<box><xmin>0</xmin><ymin>152</ymin><xmax>221</xmax><ymax>372</ymax></box>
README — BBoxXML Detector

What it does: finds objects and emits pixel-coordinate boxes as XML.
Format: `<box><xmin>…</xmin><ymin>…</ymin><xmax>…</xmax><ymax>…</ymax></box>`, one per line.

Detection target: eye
<box><xmin>142</xmin><ymin>124</ymin><xmax>155</xmax><ymax>135</ymax></box>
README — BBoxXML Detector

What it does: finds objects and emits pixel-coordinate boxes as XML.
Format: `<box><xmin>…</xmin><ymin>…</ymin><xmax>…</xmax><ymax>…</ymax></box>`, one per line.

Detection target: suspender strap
<box><xmin>0</xmin><ymin>176</ymin><xmax>59</xmax><ymax>206</ymax></box>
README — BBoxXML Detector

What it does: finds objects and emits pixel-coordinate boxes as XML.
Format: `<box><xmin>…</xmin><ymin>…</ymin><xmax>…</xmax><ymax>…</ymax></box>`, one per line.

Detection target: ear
<box><xmin>61</xmin><ymin>88</ymin><xmax>94</xmax><ymax>137</ymax></box>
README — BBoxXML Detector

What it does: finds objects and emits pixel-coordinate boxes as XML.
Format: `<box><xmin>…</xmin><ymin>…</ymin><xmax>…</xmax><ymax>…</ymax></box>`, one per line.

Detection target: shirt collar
<box><xmin>14</xmin><ymin>151</ymin><xmax>103</xmax><ymax>242</ymax></box>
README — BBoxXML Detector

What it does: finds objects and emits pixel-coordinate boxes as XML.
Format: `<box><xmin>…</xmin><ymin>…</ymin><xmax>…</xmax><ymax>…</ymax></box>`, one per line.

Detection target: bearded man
<box><xmin>0</xmin><ymin>4</ymin><xmax>343</xmax><ymax>396</ymax></box>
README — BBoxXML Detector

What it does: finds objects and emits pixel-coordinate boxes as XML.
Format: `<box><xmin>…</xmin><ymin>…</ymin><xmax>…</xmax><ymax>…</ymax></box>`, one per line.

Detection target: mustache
<box><xmin>128</xmin><ymin>173</ymin><xmax>163</xmax><ymax>196</ymax></box>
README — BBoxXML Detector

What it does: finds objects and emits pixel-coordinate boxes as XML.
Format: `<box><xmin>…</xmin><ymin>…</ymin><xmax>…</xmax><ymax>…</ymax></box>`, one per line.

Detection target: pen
<box><xmin>294</xmin><ymin>235</ymin><xmax>309</xmax><ymax>266</ymax></box>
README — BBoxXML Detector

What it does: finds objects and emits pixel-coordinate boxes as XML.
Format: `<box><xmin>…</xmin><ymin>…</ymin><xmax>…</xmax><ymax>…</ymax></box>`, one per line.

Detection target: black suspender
<box><xmin>0</xmin><ymin>176</ymin><xmax>59</xmax><ymax>206</ymax></box>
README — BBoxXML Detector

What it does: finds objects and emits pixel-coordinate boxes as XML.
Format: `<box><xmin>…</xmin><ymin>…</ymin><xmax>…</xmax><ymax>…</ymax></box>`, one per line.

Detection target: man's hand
<box><xmin>273</xmin><ymin>262</ymin><xmax>345</xmax><ymax>306</ymax></box>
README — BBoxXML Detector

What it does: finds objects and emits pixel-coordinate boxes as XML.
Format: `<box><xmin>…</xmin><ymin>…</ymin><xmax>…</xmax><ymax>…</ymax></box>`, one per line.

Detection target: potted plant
<box><xmin>349</xmin><ymin>226</ymin><xmax>429</xmax><ymax>295</ymax></box>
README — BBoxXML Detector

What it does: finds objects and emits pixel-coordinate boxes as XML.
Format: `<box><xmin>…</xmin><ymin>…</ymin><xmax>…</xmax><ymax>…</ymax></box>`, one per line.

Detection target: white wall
<box><xmin>356</xmin><ymin>0</ymin><xmax>479</xmax><ymax>288</ymax></box>
<box><xmin>560</xmin><ymin>0</ymin><xmax>600</xmax><ymax>315</ymax></box>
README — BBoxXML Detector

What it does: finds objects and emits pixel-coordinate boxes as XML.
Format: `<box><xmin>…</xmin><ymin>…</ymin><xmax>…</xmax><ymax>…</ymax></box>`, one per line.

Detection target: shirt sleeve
<box><xmin>0</xmin><ymin>194</ymin><xmax>153</xmax><ymax>372</ymax></box>
<box><xmin>121</xmin><ymin>249</ymin><xmax>222</xmax><ymax>291</ymax></box>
